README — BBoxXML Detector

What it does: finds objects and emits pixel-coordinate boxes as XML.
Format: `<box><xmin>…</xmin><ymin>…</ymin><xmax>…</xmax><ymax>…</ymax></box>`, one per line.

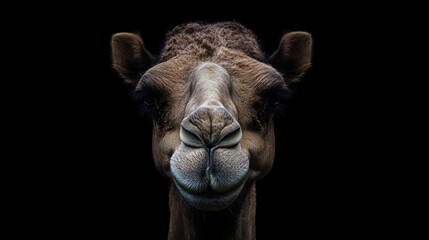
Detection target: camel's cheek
<box><xmin>240</xmin><ymin>125</ymin><xmax>276</xmax><ymax>182</ymax></box>
<box><xmin>152</xmin><ymin>129</ymin><xmax>181</xmax><ymax>177</ymax></box>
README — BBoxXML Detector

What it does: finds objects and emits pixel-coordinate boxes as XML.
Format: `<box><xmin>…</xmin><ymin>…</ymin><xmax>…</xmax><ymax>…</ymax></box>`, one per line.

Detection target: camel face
<box><xmin>134</xmin><ymin>49</ymin><xmax>288</xmax><ymax>210</ymax></box>
<box><xmin>112</xmin><ymin>22</ymin><xmax>312</xmax><ymax>238</ymax></box>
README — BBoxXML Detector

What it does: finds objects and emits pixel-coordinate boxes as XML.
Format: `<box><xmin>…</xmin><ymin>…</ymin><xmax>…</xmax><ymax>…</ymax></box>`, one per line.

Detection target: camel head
<box><xmin>111</xmin><ymin>22</ymin><xmax>312</xmax><ymax>211</ymax></box>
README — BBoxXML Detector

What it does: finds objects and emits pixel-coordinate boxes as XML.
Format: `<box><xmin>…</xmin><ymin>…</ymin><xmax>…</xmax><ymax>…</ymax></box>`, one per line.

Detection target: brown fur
<box><xmin>111</xmin><ymin>22</ymin><xmax>312</xmax><ymax>240</ymax></box>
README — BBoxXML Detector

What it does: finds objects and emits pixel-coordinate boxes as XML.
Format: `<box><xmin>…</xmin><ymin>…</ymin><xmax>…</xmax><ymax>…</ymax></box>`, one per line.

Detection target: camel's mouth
<box><xmin>173</xmin><ymin>176</ymin><xmax>246</xmax><ymax>211</ymax></box>
<box><xmin>170</xmin><ymin>143</ymin><xmax>249</xmax><ymax>211</ymax></box>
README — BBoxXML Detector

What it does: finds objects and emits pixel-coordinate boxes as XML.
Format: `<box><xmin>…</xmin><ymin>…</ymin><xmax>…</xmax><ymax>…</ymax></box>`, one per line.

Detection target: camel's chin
<box><xmin>173</xmin><ymin>178</ymin><xmax>245</xmax><ymax>211</ymax></box>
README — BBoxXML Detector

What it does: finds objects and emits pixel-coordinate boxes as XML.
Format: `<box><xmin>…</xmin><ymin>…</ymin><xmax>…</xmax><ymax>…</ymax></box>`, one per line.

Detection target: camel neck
<box><xmin>168</xmin><ymin>183</ymin><xmax>256</xmax><ymax>240</ymax></box>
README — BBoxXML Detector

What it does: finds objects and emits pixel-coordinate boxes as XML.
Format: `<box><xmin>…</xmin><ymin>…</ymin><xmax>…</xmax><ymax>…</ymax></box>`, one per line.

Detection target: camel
<box><xmin>111</xmin><ymin>22</ymin><xmax>312</xmax><ymax>240</ymax></box>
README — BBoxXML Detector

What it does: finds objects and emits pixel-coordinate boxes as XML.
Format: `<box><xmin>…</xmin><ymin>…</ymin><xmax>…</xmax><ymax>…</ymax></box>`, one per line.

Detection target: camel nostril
<box><xmin>217</xmin><ymin>126</ymin><xmax>242</xmax><ymax>148</ymax></box>
<box><xmin>181</xmin><ymin>105</ymin><xmax>242</xmax><ymax>148</ymax></box>
<box><xmin>180</xmin><ymin>125</ymin><xmax>205</xmax><ymax>148</ymax></box>
<box><xmin>180</xmin><ymin>121</ymin><xmax>242</xmax><ymax>148</ymax></box>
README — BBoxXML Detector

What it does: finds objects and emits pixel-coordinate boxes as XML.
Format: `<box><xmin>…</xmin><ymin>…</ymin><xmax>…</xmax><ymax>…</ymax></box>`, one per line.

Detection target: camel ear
<box><xmin>111</xmin><ymin>33</ymin><xmax>155</xmax><ymax>85</ymax></box>
<box><xmin>269</xmin><ymin>32</ymin><xmax>312</xmax><ymax>83</ymax></box>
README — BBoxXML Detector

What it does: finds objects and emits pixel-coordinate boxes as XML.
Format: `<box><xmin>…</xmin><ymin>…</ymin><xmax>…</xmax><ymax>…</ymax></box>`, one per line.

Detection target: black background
<box><xmin>35</xmin><ymin>6</ymin><xmax>389</xmax><ymax>239</ymax></box>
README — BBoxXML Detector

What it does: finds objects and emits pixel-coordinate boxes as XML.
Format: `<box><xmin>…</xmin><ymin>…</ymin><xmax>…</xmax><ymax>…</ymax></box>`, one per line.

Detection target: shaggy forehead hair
<box><xmin>161</xmin><ymin>22</ymin><xmax>265</xmax><ymax>62</ymax></box>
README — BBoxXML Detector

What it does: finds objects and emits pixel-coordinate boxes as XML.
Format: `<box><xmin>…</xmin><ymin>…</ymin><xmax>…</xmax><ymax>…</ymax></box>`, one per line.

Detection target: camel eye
<box><xmin>267</xmin><ymin>99</ymin><xmax>281</xmax><ymax>112</ymax></box>
<box><xmin>133</xmin><ymin>88</ymin><xmax>161</xmax><ymax>116</ymax></box>
<box><xmin>267</xmin><ymin>87</ymin><xmax>290</xmax><ymax>112</ymax></box>
<box><xmin>135</xmin><ymin>91</ymin><xmax>156</xmax><ymax>108</ymax></box>
<box><xmin>257</xmin><ymin>97</ymin><xmax>280</xmax><ymax>113</ymax></box>
<box><xmin>251</xmin><ymin>87</ymin><xmax>288</xmax><ymax>129</ymax></box>
<box><xmin>271</xmin><ymin>101</ymin><xmax>279</xmax><ymax>107</ymax></box>
<box><xmin>143</xmin><ymin>98</ymin><xmax>155</xmax><ymax>108</ymax></box>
